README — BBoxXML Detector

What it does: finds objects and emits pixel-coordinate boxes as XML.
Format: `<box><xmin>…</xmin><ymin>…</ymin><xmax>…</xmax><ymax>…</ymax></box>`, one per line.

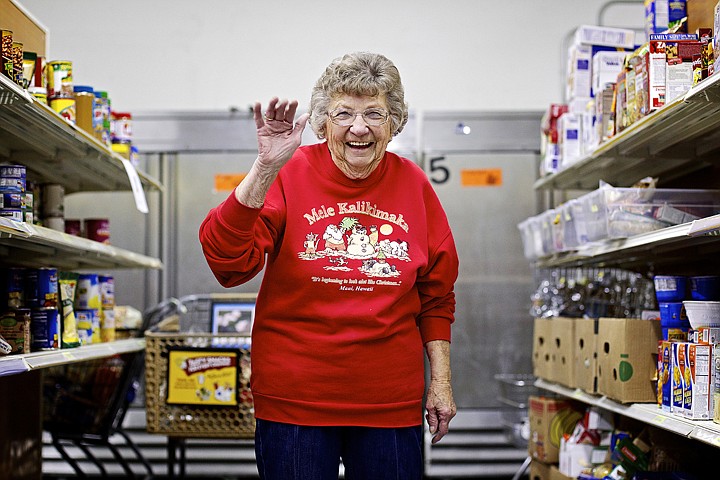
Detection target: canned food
<box><xmin>76</xmin><ymin>273</ymin><xmax>101</xmax><ymax>309</ymax></box>
<box><xmin>75</xmin><ymin>308</ymin><xmax>99</xmax><ymax>345</ymax></box>
<box><xmin>41</xmin><ymin>183</ymin><xmax>65</xmax><ymax>217</ymax></box>
<box><xmin>111</xmin><ymin>111</ymin><xmax>132</xmax><ymax>143</ymax></box>
<box><xmin>28</xmin><ymin>86</ymin><xmax>47</xmax><ymax>104</ymax></box>
<box><xmin>30</xmin><ymin>307</ymin><xmax>60</xmax><ymax>350</ymax></box>
<box><xmin>12</xmin><ymin>41</ymin><xmax>22</xmax><ymax>86</ymax></box>
<box><xmin>94</xmin><ymin>90</ymin><xmax>111</xmax><ymax>144</ymax></box>
<box><xmin>21</xmin><ymin>51</ymin><xmax>36</xmax><ymax>89</ymax></box>
<box><xmin>74</xmin><ymin>85</ymin><xmax>95</xmax><ymax>136</ymax></box>
<box><xmin>50</xmin><ymin>97</ymin><xmax>76</xmax><ymax>123</ymax></box>
<box><xmin>0</xmin><ymin>308</ymin><xmax>31</xmax><ymax>354</ymax></box>
<box><xmin>46</xmin><ymin>60</ymin><xmax>73</xmax><ymax>98</ymax></box>
<box><xmin>25</xmin><ymin>267</ymin><xmax>58</xmax><ymax>308</ymax></box>
<box><xmin>1</xmin><ymin>30</ymin><xmax>12</xmax><ymax>80</ymax></box>
<box><xmin>64</xmin><ymin>219</ymin><xmax>82</xmax><ymax>236</ymax></box>
<box><xmin>85</xmin><ymin>218</ymin><xmax>110</xmax><ymax>244</ymax></box>
<box><xmin>0</xmin><ymin>193</ymin><xmax>22</xmax><ymax>209</ymax></box>
<box><xmin>0</xmin><ymin>164</ymin><xmax>26</xmax><ymax>193</ymax></box>
<box><xmin>4</xmin><ymin>267</ymin><xmax>25</xmax><ymax>309</ymax></box>
<box><xmin>99</xmin><ymin>275</ymin><xmax>115</xmax><ymax>308</ymax></box>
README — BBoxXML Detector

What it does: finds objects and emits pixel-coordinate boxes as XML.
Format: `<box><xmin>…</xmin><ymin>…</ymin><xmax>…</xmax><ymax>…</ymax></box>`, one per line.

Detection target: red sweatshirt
<box><xmin>199</xmin><ymin>142</ymin><xmax>458</xmax><ymax>427</ymax></box>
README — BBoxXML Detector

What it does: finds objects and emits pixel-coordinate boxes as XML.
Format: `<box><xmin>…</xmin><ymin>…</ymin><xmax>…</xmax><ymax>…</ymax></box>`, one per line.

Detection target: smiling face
<box><xmin>326</xmin><ymin>94</ymin><xmax>392</xmax><ymax>180</ymax></box>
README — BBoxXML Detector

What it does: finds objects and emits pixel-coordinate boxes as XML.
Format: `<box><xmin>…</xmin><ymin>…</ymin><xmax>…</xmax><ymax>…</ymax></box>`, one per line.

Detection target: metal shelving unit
<box><xmin>0</xmin><ymin>74</ymin><xmax>162</xmax><ymax>194</ymax></box>
<box><xmin>0</xmin><ymin>338</ymin><xmax>146</xmax><ymax>377</ymax></box>
<box><xmin>534</xmin><ymin>72</ymin><xmax>720</xmax><ymax>191</ymax></box>
<box><xmin>535</xmin><ymin>379</ymin><xmax>720</xmax><ymax>449</ymax></box>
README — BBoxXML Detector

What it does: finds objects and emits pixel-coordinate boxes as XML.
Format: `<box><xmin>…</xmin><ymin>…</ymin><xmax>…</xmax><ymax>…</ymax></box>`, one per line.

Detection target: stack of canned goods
<box><xmin>0</xmin><ymin>267</ymin><xmax>60</xmax><ymax>353</ymax></box>
<box><xmin>0</xmin><ymin>165</ymin><xmax>33</xmax><ymax>224</ymax></box>
<box><xmin>46</xmin><ymin>60</ymin><xmax>76</xmax><ymax>123</ymax></box>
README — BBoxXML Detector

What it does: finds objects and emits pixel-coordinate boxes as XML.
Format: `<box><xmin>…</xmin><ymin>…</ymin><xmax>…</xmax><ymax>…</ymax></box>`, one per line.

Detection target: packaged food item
<box><xmin>84</xmin><ymin>218</ymin><xmax>110</xmax><ymax>244</ymax></box>
<box><xmin>1</xmin><ymin>30</ymin><xmax>12</xmax><ymax>80</ymax></box>
<box><xmin>46</xmin><ymin>60</ymin><xmax>73</xmax><ymax>98</ymax></box>
<box><xmin>0</xmin><ymin>164</ymin><xmax>26</xmax><ymax>193</ymax></box>
<box><xmin>58</xmin><ymin>271</ymin><xmax>80</xmax><ymax>348</ymax></box>
<box><xmin>24</xmin><ymin>267</ymin><xmax>58</xmax><ymax>308</ymax></box>
<box><xmin>0</xmin><ymin>309</ymin><xmax>31</xmax><ymax>354</ymax></box>
<box><xmin>73</xmin><ymin>85</ymin><xmax>95</xmax><ymax>136</ymax></box>
<box><xmin>49</xmin><ymin>97</ymin><xmax>76</xmax><ymax>123</ymax></box>
<box><xmin>76</xmin><ymin>273</ymin><xmax>100</xmax><ymax>309</ymax></box>
<box><xmin>94</xmin><ymin>90</ymin><xmax>111</xmax><ymax>144</ymax></box>
<box><xmin>28</xmin><ymin>86</ymin><xmax>47</xmax><ymax>104</ymax></box>
<box><xmin>75</xmin><ymin>308</ymin><xmax>99</xmax><ymax>345</ymax></box>
<box><xmin>100</xmin><ymin>308</ymin><xmax>115</xmax><ymax>343</ymax></box>
<box><xmin>30</xmin><ymin>306</ymin><xmax>59</xmax><ymax>350</ymax></box>
<box><xmin>11</xmin><ymin>42</ymin><xmax>22</xmax><ymax>86</ymax></box>
<box><xmin>21</xmin><ymin>51</ymin><xmax>36</xmax><ymax>89</ymax></box>
<box><xmin>111</xmin><ymin>111</ymin><xmax>132</xmax><ymax>143</ymax></box>
<box><xmin>64</xmin><ymin>219</ymin><xmax>81</xmax><ymax>236</ymax></box>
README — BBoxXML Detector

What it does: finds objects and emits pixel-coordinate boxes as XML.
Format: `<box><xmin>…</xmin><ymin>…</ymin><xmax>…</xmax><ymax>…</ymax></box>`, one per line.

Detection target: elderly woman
<box><xmin>199</xmin><ymin>52</ymin><xmax>458</xmax><ymax>480</ymax></box>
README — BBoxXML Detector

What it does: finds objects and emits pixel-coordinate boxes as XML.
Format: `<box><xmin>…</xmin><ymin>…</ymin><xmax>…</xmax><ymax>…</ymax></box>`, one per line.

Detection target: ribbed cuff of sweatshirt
<box><xmin>419</xmin><ymin>316</ymin><xmax>452</xmax><ymax>344</ymax></box>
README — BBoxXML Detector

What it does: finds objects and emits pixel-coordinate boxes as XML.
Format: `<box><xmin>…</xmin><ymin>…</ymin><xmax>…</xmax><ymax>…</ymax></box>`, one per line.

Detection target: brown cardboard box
<box><xmin>688</xmin><ymin>0</ymin><xmax>719</xmax><ymax>33</ymax></box>
<box><xmin>528</xmin><ymin>396</ymin><xmax>581</xmax><ymax>464</ymax></box>
<box><xmin>529</xmin><ymin>459</ymin><xmax>552</xmax><ymax>480</ymax></box>
<box><xmin>550</xmin><ymin>465</ymin><xmax>575</xmax><ymax>480</ymax></box>
<box><xmin>0</xmin><ymin>0</ymin><xmax>47</xmax><ymax>56</ymax></box>
<box><xmin>574</xmin><ymin>317</ymin><xmax>598</xmax><ymax>393</ymax></box>
<box><xmin>596</xmin><ymin>317</ymin><xmax>661</xmax><ymax>403</ymax></box>
<box><xmin>550</xmin><ymin>317</ymin><xmax>576</xmax><ymax>388</ymax></box>
<box><xmin>533</xmin><ymin>318</ymin><xmax>552</xmax><ymax>380</ymax></box>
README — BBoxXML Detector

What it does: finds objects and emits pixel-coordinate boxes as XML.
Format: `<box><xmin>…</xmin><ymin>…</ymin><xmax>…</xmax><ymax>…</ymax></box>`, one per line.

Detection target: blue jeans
<box><xmin>254</xmin><ymin>419</ymin><xmax>423</xmax><ymax>480</ymax></box>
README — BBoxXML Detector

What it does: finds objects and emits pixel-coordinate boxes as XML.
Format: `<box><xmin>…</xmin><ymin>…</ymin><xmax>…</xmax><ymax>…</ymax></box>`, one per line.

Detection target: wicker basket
<box><xmin>144</xmin><ymin>331</ymin><xmax>254</xmax><ymax>438</ymax></box>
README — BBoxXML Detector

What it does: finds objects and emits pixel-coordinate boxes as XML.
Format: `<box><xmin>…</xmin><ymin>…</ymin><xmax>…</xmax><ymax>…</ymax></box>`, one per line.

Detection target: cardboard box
<box><xmin>574</xmin><ymin>25</ymin><xmax>636</xmax><ymax>49</ymax></box>
<box><xmin>529</xmin><ymin>459</ymin><xmax>552</xmax><ymax>480</ymax></box>
<box><xmin>0</xmin><ymin>0</ymin><xmax>47</xmax><ymax>57</ymax></box>
<box><xmin>658</xmin><ymin>340</ymin><xmax>673</xmax><ymax>411</ymax></box>
<box><xmin>691</xmin><ymin>326</ymin><xmax>720</xmax><ymax>344</ymax></box>
<box><xmin>596</xmin><ymin>317</ymin><xmax>661</xmax><ymax>403</ymax></box>
<box><xmin>682</xmin><ymin>342</ymin><xmax>713</xmax><ymax>419</ymax></box>
<box><xmin>592</xmin><ymin>50</ymin><xmax>628</xmax><ymax>97</ymax></box>
<box><xmin>533</xmin><ymin>317</ymin><xmax>553</xmax><ymax>380</ymax></box>
<box><xmin>672</xmin><ymin>341</ymin><xmax>686</xmax><ymax>411</ymax></box>
<box><xmin>550</xmin><ymin>317</ymin><xmax>576</xmax><ymax>387</ymax></box>
<box><xmin>528</xmin><ymin>396</ymin><xmax>581</xmax><ymax>464</ymax></box>
<box><xmin>688</xmin><ymin>0</ymin><xmax>718</xmax><ymax>33</ymax></box>
<box><xmin>646</xmin><ymin>0</ymin><xmax>688</xmax><ymax>36</ymax></box>
<box><xmin>558</xmin><ymin>113</ymin><xmax>581</xmax><ymax>168</ymax></box>
<box><xmin>550</xmin><ymin>465</ymin><xmax>575</xmax><ymax>480</ymax></box>
<box><xmin>574</xmin><ymin>317</ymin><xmax>598</xmax><ymax>393</ymax></box>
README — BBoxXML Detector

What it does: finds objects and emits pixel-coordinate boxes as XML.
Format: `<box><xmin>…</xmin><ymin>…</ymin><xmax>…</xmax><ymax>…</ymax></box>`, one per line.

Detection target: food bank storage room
<box><xmin>2</xmin><ymin>0</ymin><xmax>720</xmax><ymax>479</ymax></box>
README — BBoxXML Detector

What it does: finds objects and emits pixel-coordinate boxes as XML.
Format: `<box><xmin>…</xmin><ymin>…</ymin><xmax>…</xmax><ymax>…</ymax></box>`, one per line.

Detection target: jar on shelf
<box><xmin>73</xmin><ymin>85</ymin><xmax>95</xmax><ymax>136</ymax></box>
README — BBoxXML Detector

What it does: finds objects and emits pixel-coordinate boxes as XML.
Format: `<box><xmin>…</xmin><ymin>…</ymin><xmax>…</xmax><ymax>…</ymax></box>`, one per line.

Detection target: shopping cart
<box><xmin>143</xmin><ymin>293</ymin><xmax>257</xmax><ymax>478</ymax></box>
<box><xmin>42</xmin><ymin>319</ymin><xmax>154</xmax><ymax>478</ymax></box>
<box><xmin>495</xmin><ymin>373</ymin><xmax>540</xmax><ymax>480</ymax></box>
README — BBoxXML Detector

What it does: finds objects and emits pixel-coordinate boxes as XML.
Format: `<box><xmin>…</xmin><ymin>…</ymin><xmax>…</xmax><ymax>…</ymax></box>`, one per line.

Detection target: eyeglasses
<box><xmin>328</xmin><ymin>108</ymin><xmax>390</xmax><ymax>126</ymax></box>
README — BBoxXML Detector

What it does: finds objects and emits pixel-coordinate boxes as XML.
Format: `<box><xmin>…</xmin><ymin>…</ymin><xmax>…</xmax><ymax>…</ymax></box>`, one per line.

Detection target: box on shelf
<box><xmin>0</xmin><ymin>0</ymin><xmax>47</xmax><ymax>57</ymax></box>
<box><xmin>533</xmin><ymin>317</ymin><xmax>553</xmax><ymax>380</ymax></box>
<box><xmin>592</xmin><ymin>50</ymin><xmax>628</xmax><ymax>99</ymax></box>
<box><xmin>573</xmin><ymin>186</ymin><xmax>720</xmax><ymax>244</ymax></box>
<box><xmin>574</xmin><ymin>25</ymin><xmax>636</xmax><ymax>49</ymax></box>
<box><xmin>574</xmin><ymin>317</ymin><xmax>598</xmax><ymax>393</ymax></box>
<box><xmin>549</xmin><ymin>317</ymin><xmax>576</xmax><ymax>388</ymax></box>
<box><xmin>528</xmin><ymin>396</ymin><xmax>582</xmax><ymax>464</ymax></box>
<box><xmin>558</xmin><ymin>113</ymin><xmax>581</xmax><ymax>168</ymax></box>
<box><xmin>559</xmin><ymin>437</ymin><xmax>595</xmax><ymax>478</ymax></box>
<box><xmin>673</xmin><ymin>341</ymin><xmax>714</xmax><ymax>419</ymax></box>
<box><xmin>658</xmin><ymin>340</ymin><xmax>673</xmax><ymax>411</ymax></box>
<box><xmin>597</xmin><ymin>317</ymin><xmax>661</xmax><ymax>403</ymax></box>
<box><xmin>645</xmin><ymin>0</ymin><xmax>688</xmax><ymax>36</ymax></box>
<box><xmin>687</xmin><ymin>0</ymin><xmax>718</xmax><ymax>33</ymax></box>
<box><xmin>567</xmin><ymin>43</ymin><xmax>630</xmax><ymax>99</ymax></box>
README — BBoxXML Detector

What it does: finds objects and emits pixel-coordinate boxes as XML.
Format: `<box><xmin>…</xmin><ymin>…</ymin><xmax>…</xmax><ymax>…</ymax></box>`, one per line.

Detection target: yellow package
<box><xmin>58</xmin><ymin>271</ymin><xmax>80</xmax><ymax>348</ymax></box>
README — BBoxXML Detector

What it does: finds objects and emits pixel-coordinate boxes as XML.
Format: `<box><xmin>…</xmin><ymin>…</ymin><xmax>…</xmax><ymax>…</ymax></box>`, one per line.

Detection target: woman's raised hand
<box><xmin>253</xmin><ymin>97</ymin><xmax>309</xmax><ymax>170</ymax></box>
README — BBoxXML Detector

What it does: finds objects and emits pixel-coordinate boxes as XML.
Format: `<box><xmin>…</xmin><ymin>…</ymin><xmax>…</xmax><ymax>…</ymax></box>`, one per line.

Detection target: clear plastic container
<box><xmin>574</xmin><ymin>186</ymin><xmax>720</xmax><ymax>243</ymax></box>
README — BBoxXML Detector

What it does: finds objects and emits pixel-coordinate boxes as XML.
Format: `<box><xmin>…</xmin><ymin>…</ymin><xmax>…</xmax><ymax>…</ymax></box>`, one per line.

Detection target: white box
<box><xmin>558</xmin><ymin>113</ymin><xmax>581</xmax><ymax>168</ymax></box>
<box><xmin>559</xmin><ymin>438</ymin><xmax>596</xmax><ymax>478</ymax></box>
<box><xmin>574</xmin><ymin>24</ymin><xmax>636</xmax><ymax>49</ymax></box>
<box><xmin>592</xmin><ymin>51</ymin><xmax>628</xmax><ymax>97</ymax></box>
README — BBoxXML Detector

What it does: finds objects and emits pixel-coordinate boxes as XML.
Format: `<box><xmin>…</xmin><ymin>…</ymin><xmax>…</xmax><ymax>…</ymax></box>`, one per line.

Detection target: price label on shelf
<box><xmin>651</xmin><ymin>415</ymin><xmax>667</xmax><ymax>425</ymax></box>
<box><xmin>61</xmin><ymin>351</ymin><xmax>75</xmax><ymax>361</ymax></box>
<box><xmin>121</xmin><ymin>158</ymin><xmax>149</xmax><ymax>214</ymax></box>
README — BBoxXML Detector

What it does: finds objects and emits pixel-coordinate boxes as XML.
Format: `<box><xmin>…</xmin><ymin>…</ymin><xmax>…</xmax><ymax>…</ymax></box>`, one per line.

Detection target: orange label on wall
<box><xmin>460</xmin><ymin>169</ymin><xmax>502</xmax><ymax>187</ymax></box>
<box><xmin>214</xmin><ymin>173</ymin><xmax>247</xmax><ymax>192</ymax></box>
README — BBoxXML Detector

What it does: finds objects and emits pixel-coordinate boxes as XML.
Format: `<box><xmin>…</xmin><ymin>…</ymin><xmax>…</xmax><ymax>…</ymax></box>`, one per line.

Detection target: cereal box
<box><xmin>671</xmin><ymin>342</ymin><xmax>685</xmax><ymax>412</ymax></box>
<box><xmin>682</xmin><ymin>343</ymin><xmax>712</xmax><ymax>420</ymax></box>
<box><xmin>658</xmin><ymin>340</ymin><xmax>673</xmax><ymax>411</ymax></box>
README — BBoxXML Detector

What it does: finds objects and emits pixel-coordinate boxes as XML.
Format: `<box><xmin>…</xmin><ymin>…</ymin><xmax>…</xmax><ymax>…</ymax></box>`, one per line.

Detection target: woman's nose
<box><xmin>349</xmin><ymin>114</ymin><xmax>370</xmax><ymax>133</ymax></box>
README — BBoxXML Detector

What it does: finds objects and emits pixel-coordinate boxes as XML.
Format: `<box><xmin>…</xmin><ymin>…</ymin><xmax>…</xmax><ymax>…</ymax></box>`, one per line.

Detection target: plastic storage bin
<box><xmin>574</xmin><ymin>187</ymin><xmax>720</xmax><ymax>243</ymax></box>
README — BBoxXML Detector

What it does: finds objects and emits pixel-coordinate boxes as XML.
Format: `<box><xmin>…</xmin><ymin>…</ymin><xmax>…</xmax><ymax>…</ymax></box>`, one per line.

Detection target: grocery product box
<box><xmin>0</xmin><ymin>0</ymin><xmax>47</xmax><ymax>57</ymax></box>
<box><xmin>597</xmin><ymin>317</ymin><xmax>661</xmax><ymax>403</ymax></box>
<box><xmin>714</xmin><ymin>343</ymin><xmax>720</xmax><ymax>424</ymax></box>
<box><xmin>596</xmin><ymin>84</ymin><xmax>616</xmax><ymax>142</ymax></box>
<box><xmin>558</xmin><ymin>113</ymin><xmax>581</xmax><ymax>168</ymax></box>
<box><xmin>574</xmin><ymin>317</ymin><xmax>598</xmax><ymax>394</ymax></box>
<box><xmin>574</xmin><ymin>25</ymin><xmax>636</xmax><ymax>49</ymax></box>
<box><xmin>573</xmin><ymin>186</ymin><xmax>720</xmax><ymax>244</ymax></box>
<box><xmin>658</xmin><ymin>340</ymin><xmax>673</xmax><ymax>411</ymax></box>
<box><xmin>533</xmin><ymin>317</ymin><xmax>553</xmax><ymax>380</ymax></box>
<box><xmin>691</xmin><ymin>326</ymin><xmax>720</xmax><ymax>344</ymax></box>
<box><xmin>567</xmin><ymin>43</ymin><xmax>630</xmax><ymax>99</ymax></box>
<box><xmin>559</xmin><ymin>438</ymin><xmax>595</xmax><ymax>478</ymax></box>
<box><xmin>647</xmin><ymin>33</ymin><xmax>700</xmax><ymax>109</ymax></box>
<box><xmin>679</xmin><ymin>342</ymin><xmax>713</xmax><ymax>419</ymax></box>
<box><xmin>528</xmin><ymin>396</ymin><xmax>580</xmax><ymax>463</ymax></box>
<box><xmin>645</xmin><ymin>0</ymin><xmax>687</xmax><ymax>36</ymax></box>
<box><xmin>671</xmin><ymin>341</ymin><xmax>685</xmax><ymax>412</ymax></box>
<box><xmin>549</xmin><ymin>317</ymin><xmax>576</xmax><ymax>388</ymax></box>
<box><xmin>592</xmin><ymin>50</ymin><xmax>628</xmax><ymax>98</ymax></box>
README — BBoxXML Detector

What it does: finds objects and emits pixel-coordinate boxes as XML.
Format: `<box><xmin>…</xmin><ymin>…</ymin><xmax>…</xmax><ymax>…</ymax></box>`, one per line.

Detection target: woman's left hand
<box><xmin>425</xmin><ymin>379</ymin><xmax>456</xmax><ymax>444</ymax></box>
